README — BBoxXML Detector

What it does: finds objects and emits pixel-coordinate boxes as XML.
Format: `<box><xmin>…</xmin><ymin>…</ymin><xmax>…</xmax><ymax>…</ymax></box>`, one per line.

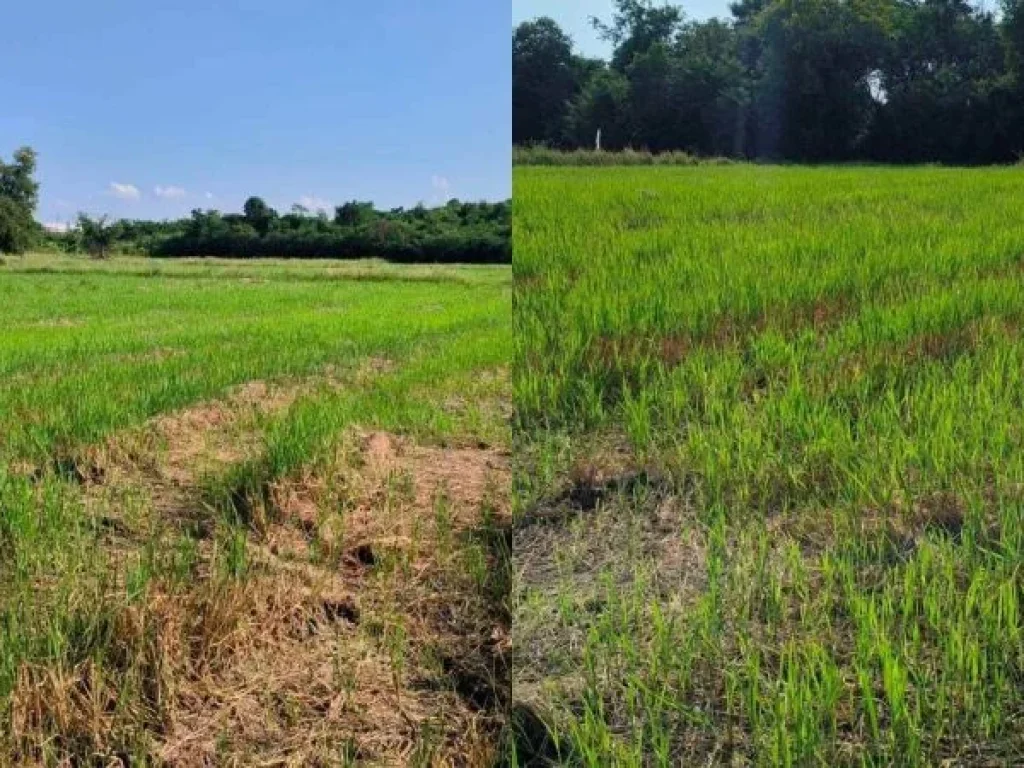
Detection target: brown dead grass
<box><xmin>251</xmin><ymin>430</ymin><xmax>512</xmax><ymax>763</ymax></box>
<box><xmin>6</xmin><ymin>369</ymin><xmax>510</xmax><ymax>766</ymax></box>
<box><xmin>582</xmin><ymin>296</ymin><xmax>860</xmax><ymax>380</ymax></box>
<box><xmin>265</xmin><ymin>430</ymin><xmax>510</xmax><ymax>562</ymax></box>
<box><xmin>513</xmin><ymin>456</ymin><xmax>705</xmax><ymax>713</ymax></box>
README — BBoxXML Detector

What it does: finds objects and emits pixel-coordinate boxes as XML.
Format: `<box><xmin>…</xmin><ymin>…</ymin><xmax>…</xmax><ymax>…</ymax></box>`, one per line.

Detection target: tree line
<box><xmin>514</xmin><ymin>0</ymin><xmax>1024</xmax><ymax>163</ymax></box>
<box><xmin>0</xmin><ymin>147</ymin><xmax>510</xmax><ymax>264</ymax></box>
<box><xmin>62</xmin><ymin>198</ymin><xmax>509</xmax><ymax>264</ymax></box>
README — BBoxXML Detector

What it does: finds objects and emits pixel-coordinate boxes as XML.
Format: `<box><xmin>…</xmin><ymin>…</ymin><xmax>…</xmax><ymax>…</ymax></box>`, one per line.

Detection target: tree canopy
<box><xmin>42</xmin><ymin>198</ymin><xmax>510</xmax><ymax>264</ymax></box>
<box><xmin>514</xmin><ymin>0</ymin><xmax>1024</xmax><ymax>163</ymax></box>
<box><xmin>0</xmin><ymin>147</ymin><xmax>39</xmax><ymax>254</ymax></box>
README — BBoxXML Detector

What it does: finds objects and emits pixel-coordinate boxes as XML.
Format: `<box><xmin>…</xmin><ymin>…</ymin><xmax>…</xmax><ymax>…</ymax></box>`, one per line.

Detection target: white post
<box><xmin>596</xmin><ymin>128</ymin><xmax>602</xmax><ymax>151</ymax></box>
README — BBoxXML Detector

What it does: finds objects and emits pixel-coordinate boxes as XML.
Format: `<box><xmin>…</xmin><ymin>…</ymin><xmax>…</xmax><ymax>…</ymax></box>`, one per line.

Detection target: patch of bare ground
<box><xmin>76</xmin><ymin>379</ymin><xmax>306</xmax><ymax>539</ymax></box>
<box><xmin>252</xmin><ymin>430</ymin><xmax>512</xmax><ymax>762</ymax></box>
<box><xmin>9</xmin><ymin>371</ymin><xmax>512</xmax><ymax>765</ymax></box>
<box><xmin>770</xmin><ymin>490</ymin><xmax>970</xmax><ymax>557</ymax></box>
<box><xmin>263</xmin><ymin>429</ymin><xmax>510</xmax><ymax>563</ymax></box>
<box><xmin>512</xmin><ymin>446</ymin><xmax>706</xmax><ymax>719</ymax></box>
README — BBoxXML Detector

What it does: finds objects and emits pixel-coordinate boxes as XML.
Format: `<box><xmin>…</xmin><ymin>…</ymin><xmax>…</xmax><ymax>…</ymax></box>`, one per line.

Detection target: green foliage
<box><xmin>1004</xmin><ymin>0</ymin><xmax>1024</xmax><ymax>79</ymax></box>
<box><xmin>513</xmin><ymin>17</ymin><xmax>581</xmax><ymax>145</ymax></box>
<box><xmin>76</xmin><ymin>214</ymin><xmax>114</xmax><ymax>259</ymax></box>
<box><xmin>0</xmin><ymin>146</ymin><xmax>39</xmax><ymax>254</ymax></box>
<box><xmin>42</xmin><ymin>199</ymin><xmax>510</xmax><ymax>264</ymax></box>
<box><xmin>333</xmin><ymin>200</ymin><xmax>377</xmax><ymax>228</ymax></box>
<box><xmin>593</xmin><ymin>0</ymin><xmax>685</xmax><ymax>72</ymax></box>
<box><xmin>0</xmin><ymin>197</ymin><xmax>35</xmax><ymax>255</ymax></box>
<box><xmin>515</xmin><ymin>0</ymin><xmax>1024</xmax><ymax>162</ymax></box>
<box><xmin>564</xmin><ymin>68</ymin><xmax>632</xmax><ymax>150</ymax></box>
<box><xmin>242</xmin><ymin>196</ymin><xmax>276</xmax><ymax>236</ymax></box>
<box><xmin>0</xmin><ymin>146</ymin><xmax>39</xmax><ymax>210</ymax></box>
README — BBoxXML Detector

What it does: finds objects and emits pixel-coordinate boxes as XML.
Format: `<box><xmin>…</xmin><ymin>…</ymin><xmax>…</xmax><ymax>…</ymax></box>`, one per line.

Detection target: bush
<box><xmin>512</xmin><ymin>145</ymin><xmax>734</xmax><ymax>166</ymax></box>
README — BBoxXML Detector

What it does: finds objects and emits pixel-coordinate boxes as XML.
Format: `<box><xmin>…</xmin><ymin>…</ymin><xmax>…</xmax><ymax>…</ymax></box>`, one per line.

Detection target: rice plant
<box><xmin>512</xmin><ymin>165</ymin><xmax>1024</xmax><ymax>765</ymax></box>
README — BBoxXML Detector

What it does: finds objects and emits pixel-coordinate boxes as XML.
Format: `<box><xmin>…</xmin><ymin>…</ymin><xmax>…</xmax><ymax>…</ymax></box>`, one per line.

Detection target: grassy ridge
<box><xmin>512</xmin><ymin>166</ymin><xmax>1024</xmax><ymax>765</ymax></box>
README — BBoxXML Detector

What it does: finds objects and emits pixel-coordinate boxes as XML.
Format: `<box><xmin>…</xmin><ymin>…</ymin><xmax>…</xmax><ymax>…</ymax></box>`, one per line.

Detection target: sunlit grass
<box><xmin>0</xmin><ymin>254</ymin><xmax>511</xmax><ymax>763</ymax></box>
<box><xmin>512</xmin><ymin>165</ymin><xmax>1024</xmax><ymax>765</ymax></box>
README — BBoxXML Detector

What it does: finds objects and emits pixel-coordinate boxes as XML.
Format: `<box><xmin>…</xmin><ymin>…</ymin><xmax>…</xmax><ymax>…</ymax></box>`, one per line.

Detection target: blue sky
<box><xmin>1</xmin><ymin>1</ymin><xmax>511</xmax><ymax>227</ymax></box>
<box><xmin>513</xmin><ymin>0</ymin><xmax>732</xmax><ymax>58</ymax></box>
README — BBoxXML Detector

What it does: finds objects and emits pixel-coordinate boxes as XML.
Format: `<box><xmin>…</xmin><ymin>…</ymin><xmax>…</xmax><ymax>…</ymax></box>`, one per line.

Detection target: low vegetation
<box><xmin>0</xmin><ymin>254</ymin><xmax>512</xmax><ymax>764</ymax></box>
<box><xmin>511</xmin><ymin>164</ymin><xmax>1024</xmax><ymax>765</ymax></box>
<box><xmin>512</xmin><ymin>146</ymin><xmax>733</xmax><ymax>166</ymax></box>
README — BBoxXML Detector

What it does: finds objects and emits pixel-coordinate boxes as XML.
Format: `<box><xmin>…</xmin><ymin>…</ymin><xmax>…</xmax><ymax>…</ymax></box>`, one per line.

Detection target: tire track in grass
<box><xmin>10</xmin><ymin>355</ymin><xmax>512</xmax><ymax>765</ymax></box>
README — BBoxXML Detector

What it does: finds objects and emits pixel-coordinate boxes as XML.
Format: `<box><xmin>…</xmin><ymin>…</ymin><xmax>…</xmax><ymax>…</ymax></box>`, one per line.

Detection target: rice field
<box><xmin>0</xmin><ymin>254</ymin><xmax>511</xmax><ymax>764</ymax></box>
<box><xmin>512</xmin><ymin>166</ymin><xmax>1024</xmax><ymax>765</ymax></box>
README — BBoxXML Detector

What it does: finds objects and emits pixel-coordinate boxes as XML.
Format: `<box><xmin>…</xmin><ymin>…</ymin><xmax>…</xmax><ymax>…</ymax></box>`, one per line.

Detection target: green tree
<box><xmin>676</xmin><ymin>20</ymin><xmax>750</xmax><ymax>156</ymax></box>
<box><xmin>1005</xmin><ymin>0</ymin><xmax>1024</xmax><ymax>79</ymax></box>
<box><xmin>513</xmin><ymin>17</ymin><xmax>579</xmax><ymax>144</ymax></box>
<box><xmin>868</xmin><ymin>0</ymin><xmax>1007</xmax><ymax>162</ymax></box>
<box><xmin>565</xmin><ymin>68</ymin><xmax>632</xmax><ymax>149</ymax></box>
<box><xmin>0</xmin><ymin>146</ymin><xmax>39</xmax><ymax>255</ymax></box>
<box><xmin>77</xmin><ymin>214</ymin><xmax>114</xmax><ymax>259</ymax></box>
<box><xmin>0</xmin><ymin>198</ymin><xmax>35</xmax><ymax>254</ymax></box>
<box><xmin>0</xmin><ymin>147</ymin><xmax>40</xmax><ymax>210</ymax></box>
<box><xmin>334</xmin><ymin>200</ymin><xmax>377</xmax><ymax>227</ymax></box>
<box><xmin>749</xmin><ymin>0</ymin><xmax>889</xmax><ymax>160</ymax></box>
<box><xmin>242</xmin><ymin>196</ymin><xmax>277</xmax><ymax>236</ymax></box>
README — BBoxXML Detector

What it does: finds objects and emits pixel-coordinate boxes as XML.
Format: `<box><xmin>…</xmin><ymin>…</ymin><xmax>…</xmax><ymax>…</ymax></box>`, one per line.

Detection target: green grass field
<box><xmin>512</xmin><ymin>166</ymin><xmax>1024</xmax><ymax>765</ymax></box>
<box><xmin>0</xmin><ymin>254</ymin><xmax>511</xmax><ymax>764</ymax></box>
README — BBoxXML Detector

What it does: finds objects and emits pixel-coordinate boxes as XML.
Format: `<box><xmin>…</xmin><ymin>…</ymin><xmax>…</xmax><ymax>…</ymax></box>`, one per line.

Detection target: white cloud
<box><xmin>154</xmin><ymin>185</ymin><xmax>186</xmax><ymax>199</ymax></box>
<box><xmin>431</xmin><ymin>175</ymin><xmax>452</xmax><ymax>202</ymax></box>
<box><xmin>205</xmin><ymin>191</ymin><xmax>215</xmax><ymax>200</ymax></box>
<box><xmin>297</xmin><ymin>195</ymin><xmax>332</xmax><ymax>213</ymax></box>
<box><xmin>43</xmin><ymin>221</ymin><xmax>72</xmax><ymax>233</ymax></box>
<box><xmin>109</xmin><ymin>182</ymin><xmax>140</xmax><ymax>200</ymax></box>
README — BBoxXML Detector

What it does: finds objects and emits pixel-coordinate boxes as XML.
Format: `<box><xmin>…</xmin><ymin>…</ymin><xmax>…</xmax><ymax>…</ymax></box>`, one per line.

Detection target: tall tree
<box><xmin>0</xmin><ymin>147</ymin><xmax>39</xmax><ymax>254</ymax></box>
<box><xmin>334</xmin><ymin>200</ymin><xmax>377</xmax><ymax>227</ymax></box>
<box><xmin>513</xmin><ymin>18</ymin><xmax>578</xmax><ymax>145</ymax></box>
<box><xmin>749</xmin><ymin>0</ymin><xmax>889</xmax><ymax>160</ymax></box>
<box><xmin>869</xmin><ymin>0</ymin><xmax>1008</xmax><ymax>162</ymax></box>
<box><xmin>512</xmin><ymin>1</ymin><xmax>1024</xmax><ymax>163</ymax></box>
<box><xmin>0</xmin><ymin>198</ymin><xmax>34</xmax><ymax>255</ymax></box>
<box><xmin>1004</xmin><ymin>0</ymin><xmax>1024</xmax><ymax>80</ymax></box>
<box><xmin>626</xmin><ymin>20</ymin><xmax>748</xmax><ymax>154</ymax></box>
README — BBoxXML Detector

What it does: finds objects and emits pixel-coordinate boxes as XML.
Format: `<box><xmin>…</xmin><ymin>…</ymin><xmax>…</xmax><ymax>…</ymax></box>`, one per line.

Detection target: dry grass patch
<box><xmin>513</xmin><ymin>467</ymin><xmax>707</xmax><ymax>721</ymax></box>
<box><xmin>250</xmin><ymin>430</ymin><xmax>513</xmax><ymax>763</ymax></box>
<box><xmin>5</xmin><ymin>370</ymin><xmax>513</xmax><ymax>765</ymax></box>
